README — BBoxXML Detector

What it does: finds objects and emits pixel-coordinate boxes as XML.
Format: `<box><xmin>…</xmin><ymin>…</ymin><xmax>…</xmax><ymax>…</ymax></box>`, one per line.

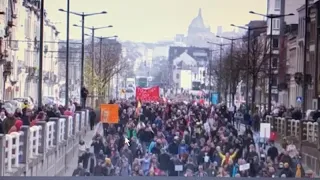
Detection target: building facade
<box><xmin>266</xmin><ymin>0</ymin><xmax>309</xmax><ymax>106</ymax></box>
<box><xmin>0</xmin><ymin>0</ymin><xmax>18</xmax><ymax>100</ymax></box>
<box><xmin>0</xmin><ymin>0</ymin><xmax>60</xmax><ymax>102</ymax></box>
<box><xmin>168</xmin><ymin>46</ymin><xmax>210</xmax><ymax>92</ymax></box>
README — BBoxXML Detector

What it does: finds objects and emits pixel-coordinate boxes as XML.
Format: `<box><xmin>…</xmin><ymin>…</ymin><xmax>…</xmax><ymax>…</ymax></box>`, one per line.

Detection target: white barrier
<box><xmin>46</xmin><ymin>121</ymin><xmax>55</xmax><ymax>148</ymax></box>
<box><xmin>266</xmin><ymin>115</ymin><xmax>319</xmax><ymax>142</ymax></box>
<box><xmin>57</xmin><ymin>118</ymin><xmax>66</xmax><ymax>143</ymax></box>
<box><xmin>29</xmin><ymin>126</ymin><xmax>41</xmax><ymax>158</ymax></box>
<box><xmin>75</xmin><ymin>113</ymin><xmax>80</xmax><ymax>133</ymax></box>
<box><xmin>81</xmin><ymin>111</ymin><xmax>85</xmax><ymax>130</ymax></box>
<box><xmin>86</xmin><ymin>109</ymin><xmax>90</xmax><ymax>129</ymax></box>
<box><xmin>67</xmin><ymin>116</ymin><xmax>73</xmax><ymax>137</ymax></box>
<box><xmin>5</xmin><ymin>131</ymin><xmax>24</xmax><ymax>172</ymax></box>
<box><xmin>0</xmin><ymin>110</ymin><xmax>89</xmax><ymax>176</ymax></box>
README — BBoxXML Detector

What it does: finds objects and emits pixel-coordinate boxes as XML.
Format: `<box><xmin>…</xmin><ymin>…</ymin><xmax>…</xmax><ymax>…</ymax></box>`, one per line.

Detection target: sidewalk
<box><xmin>62</xmin><ymin>128</ymin><xmax>96</xmax><ymax>176</ymax></box>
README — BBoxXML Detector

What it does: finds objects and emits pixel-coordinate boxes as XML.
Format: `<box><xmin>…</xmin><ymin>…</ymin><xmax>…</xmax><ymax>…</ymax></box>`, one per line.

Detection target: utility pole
<box><xmin>38</xmin><ymin>0</ymin><xmax>45</xmax><ymax>107</ymax></box>
<box><xmin>99</xmin><ymin>37</ymin><xmax>102</xmax><ymax>76</ymax></box>
<box><xmin>65</xmin><ymin>0</ymin><xmax>70</xmax><ymax>106</ymax></box>
<box><xmin>91</xmin><ymin>28</ymin><xmax>95</xmax><ymax>107</ymax></box>
<box><xmin>116</xmin><ymin>68</ymin><xmax>119</xmax><ymax>99</ymax></box>
<box><xmin>302</xmin><ymin>0</ymin><xmax>309</xmax><ymax>114</ymax></box>
<box><xmin>60</xmin><ymin>10</ymin><xmax>107</xmax><ymax>106</ymax></box>
<box><xmin>315</xmin><ymin>1</ymin><xmax>320</xmax><ymax>110</ymax></box>
<box><xmin>81</xmin><ymin>14</ymin><xmax>85</xmax><ymax>88</ymax></box>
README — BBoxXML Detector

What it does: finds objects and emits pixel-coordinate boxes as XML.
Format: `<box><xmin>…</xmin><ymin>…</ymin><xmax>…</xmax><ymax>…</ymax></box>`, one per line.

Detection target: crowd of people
<box><xmin>0</xmin><ymin>100</ymin><xmax>96</xmax><ymax>134</ymax></box>
<box><xmin>73</xmin><ymin>100</ymin><xmax>316</xmax><ymax>177</ymax></box>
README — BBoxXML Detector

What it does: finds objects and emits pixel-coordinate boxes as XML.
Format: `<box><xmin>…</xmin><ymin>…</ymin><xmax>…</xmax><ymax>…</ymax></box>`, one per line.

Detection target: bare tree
<box><xmin>233</xmin><ymin>32</ymin><xmax>269</xmax><ymax>112</ymax></box>
<box><xmin>210</xmin><ymin>51</ymin><xmax>232</xmax><ymax>103</ymax></box>
<box><xmin>84</xmin><ymin>40</ymin><xmax>126</xmax><ymax>101</ymax></box>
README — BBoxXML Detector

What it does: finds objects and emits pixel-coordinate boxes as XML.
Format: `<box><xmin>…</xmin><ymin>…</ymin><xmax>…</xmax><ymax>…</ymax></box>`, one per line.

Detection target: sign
<box><xmin>174</xmin><ymin>165</ymin><xmax>183</xmax><ymax>171</ymax></box>
<box><xmin>296</xmin><ymin>96</ymin><xmax>303</xmax><ymax>103</ymax></box>
<box><xmin>211</xmin><ymin>93</ymin><xmax>219</xmax><ymax>104</ymax></box>
<box><xmin>239</xmin><ymin>163</ymin><xmax>250</xmax><ymax>171</ymax></box>
<box><xmin>136</xmin><ymin>86</ymin><xmax>160</xmax><ymax>101</ymax></box>
<box><xmin>100</xmin><ymin>104</ymin><xmax>119</xmax><ymax>124</ymax></box>
<box><xmin>260</xmin><ymin>123</ymin><xmax>271</xmax><ymax>138</ymax></box>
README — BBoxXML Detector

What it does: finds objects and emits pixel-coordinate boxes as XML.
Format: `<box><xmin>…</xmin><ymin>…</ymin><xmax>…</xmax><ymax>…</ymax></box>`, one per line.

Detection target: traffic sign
<box><xmin>296</xmin><ymin>96</ymin><xmax>303</xmax><ymax>103</ymax></box>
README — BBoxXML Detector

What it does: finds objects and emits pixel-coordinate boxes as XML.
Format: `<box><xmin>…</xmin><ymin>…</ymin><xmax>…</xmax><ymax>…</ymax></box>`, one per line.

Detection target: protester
<box><xmin>68</xmin><ymin>99</ymin><xmax>316</xmax><ymax>177</ymax></box>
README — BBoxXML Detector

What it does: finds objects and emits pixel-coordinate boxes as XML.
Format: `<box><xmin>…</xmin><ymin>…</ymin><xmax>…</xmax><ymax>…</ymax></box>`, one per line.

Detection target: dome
<box><xmin>189</xmin><ymin>8</ymin><xmax>205</xmax><ymax>29</ymax></box>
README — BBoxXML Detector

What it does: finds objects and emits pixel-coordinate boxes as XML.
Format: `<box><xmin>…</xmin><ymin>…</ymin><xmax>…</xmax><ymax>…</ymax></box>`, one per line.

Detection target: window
<box><xmin>310</xmin><ymin>22</ymin><xmax>316</xmax><ymax>41</ymax></box>
<box><xmin>272</xmin><ymin>19</ymin><xmax>280</xmax><ymax>30</ymax></box>
<box><xmin>273</xmin><ymin>38</ymin><xmax>279</xmax><ymax>48</ymax></box>
<box><xmin>271</xmin><ymin>76</ymin><xmax>278</xmax><ymax>86</ymax></box>
<box><xmin>275</xmin><ymin>0</ymin><xmax>281</xmax><ymax>11</ymax></box>
<box><xmin>272</xmin><ymin>58</ymin><xmax>278</xmax><ymax>68</ymax></box>
<box><xmin>176</xmin><ymin>73</ymin><xmax>180</xmax><ymax>79</ymax></box>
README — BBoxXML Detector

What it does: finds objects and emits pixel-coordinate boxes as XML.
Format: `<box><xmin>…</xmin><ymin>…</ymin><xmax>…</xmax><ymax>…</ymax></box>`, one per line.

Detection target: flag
<box><xmin>135</xmin><ymin>100</ymin><xmax>142</xmax><ymax>116</ymax></box>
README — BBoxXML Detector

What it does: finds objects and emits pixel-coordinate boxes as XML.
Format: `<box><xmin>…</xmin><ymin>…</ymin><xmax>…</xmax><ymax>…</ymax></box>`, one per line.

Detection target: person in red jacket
<box><xmin>8</xmin><ymin>118</ymin><xmax>23</xmax><ymax>134</ymax></box>
<box><xmin>64</xmin><ymin>108</ymin><xmax>73</xmax><ymax>116</ymax></box>
<box><xmin>31</xmin><ymin>111</ymin><xmax>46</xmax><ymax>127</ymax></box>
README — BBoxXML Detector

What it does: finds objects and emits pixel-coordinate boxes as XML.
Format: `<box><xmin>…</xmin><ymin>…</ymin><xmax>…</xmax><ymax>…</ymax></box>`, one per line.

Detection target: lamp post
<box><xmin>37</xmin><ymin>0</ymin><xmax>45</xmax><ymax>107</ymax></box>
<box><xmin>231</xmin><ymin>24</ymin><xmax>267</xmax><ymax>112</ymax></box>
<box><xmin>59</xmin><ymin>9</ymin><xmax>107</xmax><ymax>87</ymax></box>
<box><xmin>216</xmin><ymin>35</ymin><xmax>243</xmax><ymax>107</ymax></box>
<box><xmin>250</xmin><ymin>11</ymin><xmax>294</xmax><ymax>114</ymax></box>
<box><xmin>207</xmin><ymin>41</ymin><xmax>229</xmax><ymax>103</ymax></box>
<box><xmin>74</xmin><ymin>24</ymin><xmax>112</xmax><ymax>106</ymax></box>
<box><xmin>56</xmin><ymin>0</ymin><xmax>71</xmax><ymax>106</ymax></box>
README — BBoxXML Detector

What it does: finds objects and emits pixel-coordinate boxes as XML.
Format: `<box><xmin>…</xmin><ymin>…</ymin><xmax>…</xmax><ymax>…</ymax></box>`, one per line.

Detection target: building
<box><xmin>0</xmin><ymin>0</ymin><xmax>18</xmax><ymax>100</ymax></box>
<box><xmin>266</xmin><ymin>0</ymin><xmax>307</xmax><ymax>106</ymax></box>
<box><xmin>0</xmin><ymin>0</ymin><xmax>60</xmax><ymax>102</ymax></box>
<box><xmin>172</xmin><ymin>52</ymin><xmax>197</xmax><ymax>92</ymax></box>
<box><xmin>186</xmin><ymin>9</ymin><xmax>214</xmax><ymax>47</ymax></box>
<box><xmin>309</xmin><ymin>0</ymin><xmax>320</xmax><ymax>109</ymax></box>
<box><xmin>185</xmin><ymin>8</ymin><xmax>244</xmax><ymax>48</ymax></box>
<box><xmin>168</xmin><ymin>46</ymin><xmax>210</xmax><ymax>91</ymax></box>
<box><xmin>58</xmin><ymin>40</ymin><xmax>82</xmax><ymax>100</ymax></box>
<box><xmin>285</xmin><ymin>24</ymin><xmax>300</xmax><ymax>107</ymax></box>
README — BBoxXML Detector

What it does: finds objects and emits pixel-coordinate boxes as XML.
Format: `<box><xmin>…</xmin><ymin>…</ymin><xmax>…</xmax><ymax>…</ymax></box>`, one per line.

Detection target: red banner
<box><xmin>136</xmin><ymin>86</ymin><xmax>160</xmax><ymax>101</ymax></box>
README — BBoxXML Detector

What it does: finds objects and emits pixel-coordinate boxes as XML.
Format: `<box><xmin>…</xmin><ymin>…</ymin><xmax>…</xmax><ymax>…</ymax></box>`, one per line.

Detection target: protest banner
<box><xmin>100</xmin><ymin>104</ymin><xmax>119</xmax><ymax>124</ymax></box>
<box><xmin>136</xmin><ymin>86</ymin><xmax>160</xmax><ymax>101</ymax></box>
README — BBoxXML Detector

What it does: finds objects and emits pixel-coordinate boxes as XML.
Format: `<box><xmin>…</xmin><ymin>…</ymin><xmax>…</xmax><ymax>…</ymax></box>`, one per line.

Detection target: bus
<box><xmin>136</xmin><ymin>76</ymin><xmax>148</xmax><ymax>88</ymax></box>
<box><xmin>189</xmin><ymin>80</ymin><xmax>204</xmax><ymax>97</ymax></box>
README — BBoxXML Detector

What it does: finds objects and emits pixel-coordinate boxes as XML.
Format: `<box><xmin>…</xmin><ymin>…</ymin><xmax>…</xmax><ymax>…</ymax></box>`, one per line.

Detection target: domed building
<box><xmin>186</xmin><ymin>8</ymin><xmax>214</xmax><ymax>47</ymax></box>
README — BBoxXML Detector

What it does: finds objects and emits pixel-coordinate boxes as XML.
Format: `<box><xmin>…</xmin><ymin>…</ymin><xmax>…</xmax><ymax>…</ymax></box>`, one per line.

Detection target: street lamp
<box><xmin>231</xmin><ymin>23</ymin><xmax>267</xmax><ymax>112</ymax></box>
<box><xmin>216</xmin><ymin>35</ymin><xmax>243</xmax><ymax>107</ymax></box>
<box><xmin>207</xmin><ymin>41</ymin><xmax>229</xmax><ymax>103</ymax></box>
<box><xmin>35</xmin><ymin>0</ymin><xmax>45</xmax><ymax>107</ymax></box>
<box><xmin>59</xmin><ymin>9</ymin><xmax>107</xmax><ymax>107</ymax></box>
<box><xmin>250</xmin><ymin>11</ymin><xmax>294</xmax><ymax>114</ymax></box>
<box><xmin>74</xmin><ymin>24</ymin><xmax>112</xmax><ymax>106</ymax></box>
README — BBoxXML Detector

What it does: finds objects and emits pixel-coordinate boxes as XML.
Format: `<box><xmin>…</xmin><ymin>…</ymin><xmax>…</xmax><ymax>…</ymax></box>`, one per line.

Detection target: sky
<box><xmin>45</xmin><ymin>0</ymin><xmax>267</xmax><ymax>43</ymax></box>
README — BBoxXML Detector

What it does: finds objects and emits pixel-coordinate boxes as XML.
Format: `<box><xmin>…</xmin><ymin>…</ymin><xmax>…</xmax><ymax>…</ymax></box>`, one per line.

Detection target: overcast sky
<box><xmin>45</xmin><ymin>0</ymin><xmax>267</xmax><ymax>42</ymax></box>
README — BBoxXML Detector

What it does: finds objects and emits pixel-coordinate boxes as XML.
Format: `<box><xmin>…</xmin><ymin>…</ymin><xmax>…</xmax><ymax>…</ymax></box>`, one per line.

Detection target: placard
<box><xmin>100</xmin><ymin>104</ymin><xmax>119</xmax><ymax>124</ymax></box>
<box><xmin>239</xmin><ymin>163</ymin><xmax>250</xmax><ymax>171</ymax></box>
<box><xmin>174</xmin><ymin>165</ymin><xmax>183</xmax><ymax>171</ymax></box>
<box><xmin>260</xmin><ymin>123</ymin><xmax>271</xmax><ymax>138</ymax></box>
